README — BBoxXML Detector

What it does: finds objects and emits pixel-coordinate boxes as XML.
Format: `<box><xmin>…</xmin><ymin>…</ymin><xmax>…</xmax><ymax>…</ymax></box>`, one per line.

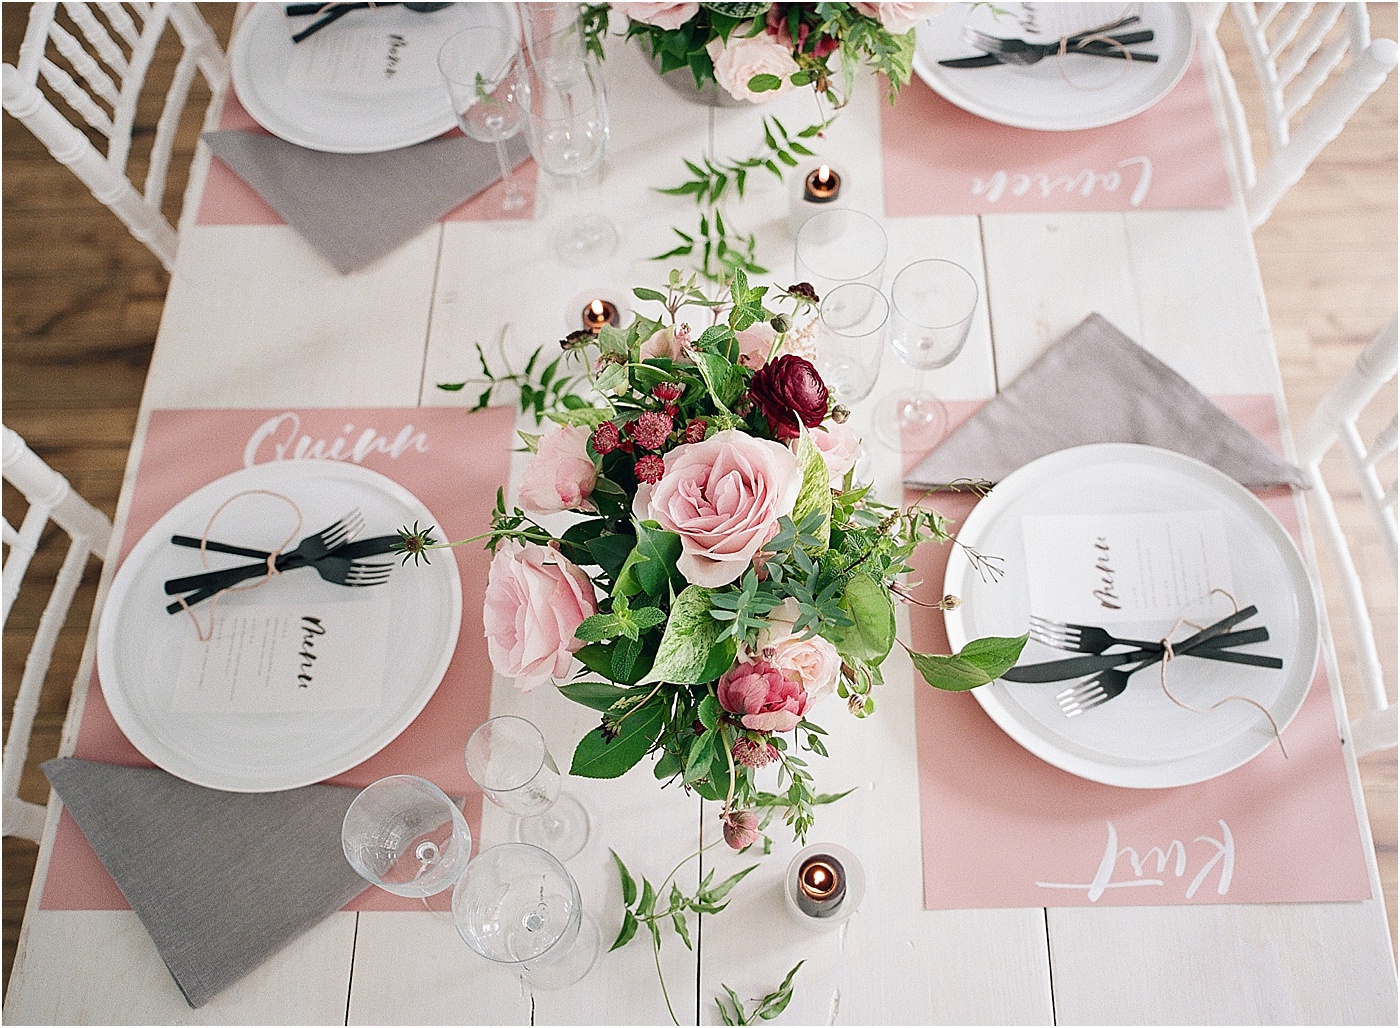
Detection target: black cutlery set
<box><xmin>940</xmin><ymin>14</ymin><xmax>1159</xmax><ymax>69</ymax></box>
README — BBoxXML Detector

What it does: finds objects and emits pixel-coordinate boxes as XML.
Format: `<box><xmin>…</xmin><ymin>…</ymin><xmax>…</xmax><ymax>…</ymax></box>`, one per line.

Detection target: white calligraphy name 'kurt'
<box><xmin>243</xmin><ymin>411</ymin><xmax>429</xmax><ymax>467</ymax></box>
<box><xmin>973</xmin><ymin>156</ymin><xmax>1154</xmax><ymax>207</ymax></box>
<box><xmin>1036</xmin><ymin>820</ymin><xmax>1235</xmax><ymax>901</ymax></box>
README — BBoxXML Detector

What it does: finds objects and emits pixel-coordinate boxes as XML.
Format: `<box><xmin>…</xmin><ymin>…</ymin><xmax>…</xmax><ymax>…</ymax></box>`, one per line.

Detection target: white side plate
<box><xmin>943</xmin><ymin>444</ymin><xmax>1319</xmax><ymax>788</ymax></box>
<box><xmin>913</xmin><ymin>2</ymin><xmax>1195</xmax><ymax>131</ymax></box>
<box><xmin>97</xmin><ymin>460</ymin><xmax>462</xmax><ymax>792</ymax></box>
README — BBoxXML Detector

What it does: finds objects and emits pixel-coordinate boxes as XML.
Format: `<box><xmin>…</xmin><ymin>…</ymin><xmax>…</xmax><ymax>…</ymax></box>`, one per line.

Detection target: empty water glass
<box><xmin>466</xmin><ymin>715</ymin><xmax>590</xmax><ymax>860</ymax></box>
<box><xmin>794</xmin><ymin>209</ymin><xmax>887</xmax><ymax>298</ymax></box>
<box><xmin>816</xmin><ymin>282</ymin><xmax>888</xmax><ymax>403</ymax></box>
<box><xmin>438</xmin><ymin>26</ymin><xmax>527</xmax><ymax>214</ymax></box>
<box><xmin>341</xmin><ymin>775</ymin><xmax>472</xmax><ymax>898</ymax></box>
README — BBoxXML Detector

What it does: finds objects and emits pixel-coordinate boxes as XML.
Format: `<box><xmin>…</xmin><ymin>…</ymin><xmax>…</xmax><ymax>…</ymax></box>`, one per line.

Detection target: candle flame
<box><xmin>816</xmin><ymin>164</ymin><xmax>831</xmax><ymax>184</ymax></box>
<box><xmin>589</xmin><ymin>299</ymin><xmax>605</xmax><ymax>317</ymax></box>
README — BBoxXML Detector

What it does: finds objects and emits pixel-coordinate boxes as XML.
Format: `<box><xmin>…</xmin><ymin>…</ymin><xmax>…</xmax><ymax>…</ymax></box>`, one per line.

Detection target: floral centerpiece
<box><xmin>400</xmin><ymin>272</ymin><xmax>1024</xmax><ymax>848</ymax></box>
<box><xmin>590</xmin><ymin>2</ymin><xmax>942</xmax><ymax>106</ymax></box>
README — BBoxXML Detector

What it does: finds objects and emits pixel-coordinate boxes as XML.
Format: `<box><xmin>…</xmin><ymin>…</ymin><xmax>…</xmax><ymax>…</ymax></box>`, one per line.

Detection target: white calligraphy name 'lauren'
<box><xmin>973</xmin><ymin>157</ymin><xmax>1154</xmax><ymax>207</ymax></box>
<box><xmin>1035</xmin><ymin>820</ymin><xmax>1235</xmax><ymax>902</ymax></box>
<box><xmin>244</xmin><ymin>412</ymin><xmax>428</xmax><ymax>467</ymax></box>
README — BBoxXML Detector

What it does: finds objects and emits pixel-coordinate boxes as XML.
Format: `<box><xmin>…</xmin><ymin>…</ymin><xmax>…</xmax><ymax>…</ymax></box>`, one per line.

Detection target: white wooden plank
<box><xmin>4</xmin><ymin>910</ymin><xmax>357</xmax><ymax>1024</ymax></box>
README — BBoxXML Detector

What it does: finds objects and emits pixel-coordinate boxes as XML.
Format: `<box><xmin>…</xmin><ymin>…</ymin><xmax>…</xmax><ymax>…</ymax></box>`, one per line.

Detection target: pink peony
<box><xmin>518</xmin><ymin>425</ymin><xmax>598</xmax><ymax>514</ymax></box>
<box><xmin>483</xmin><ymin>540</ymin><xmax>599</xmax><ymax>691</ymax></box>
<box><xmin>756</xmin><ymin>598</ymin><xmax>842</xmax><ymax>709</ymax></box>
<box><xmin>612</xmin><ymin>1</ymin><xmax>699</xmax><ymax>30</ymax></box>
<box><xmin>706</xmin><ymin>34</ymin><xmax>800</xmax><ymax>103</ymax></box>
<box><xmin>735</xmin><ymin>323</ymin><xmax>776</xmax><ymax>369</ymax></box>
<box><xmin>850</xmin><ymin>2</ymin><xmax>943</xmax><ymax>33</ymax></box>
<box><xmin>722</xmin><ymin>808</ymin><xmax>760</xmax><ymax>850</ymax></box>
<box><xmin>638</xmin><ymin>429</ymin><xmax>802</xmax><ymax>588</ymax></box>
<box><xmin>802</xmin><ymin>422</ymin><xmax>862</xmax><ymax>488</ymax></box>
<box><xmin>718</xmin><ymin>658</ymin><xmax>810</xmax><ymax>733</ymax></box>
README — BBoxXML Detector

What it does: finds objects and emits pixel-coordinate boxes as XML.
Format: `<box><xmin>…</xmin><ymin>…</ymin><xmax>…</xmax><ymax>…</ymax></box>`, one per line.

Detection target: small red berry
<box><xmin>634</xmin><ymin>454</ymin><xmax>665</xmax><ymax>484</ymax></box>
<box><xmin>591</xmin><ymin>421</ymin><xmax>620</xmax><ymax>455</ymax></box>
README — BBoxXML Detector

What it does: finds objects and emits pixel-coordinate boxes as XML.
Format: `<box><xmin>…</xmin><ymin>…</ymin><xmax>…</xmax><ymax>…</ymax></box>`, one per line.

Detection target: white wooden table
<box><xmin>6</xmin><ymin>23</ymin><xmax>1397</xmax><ymax>1026</ymax></box>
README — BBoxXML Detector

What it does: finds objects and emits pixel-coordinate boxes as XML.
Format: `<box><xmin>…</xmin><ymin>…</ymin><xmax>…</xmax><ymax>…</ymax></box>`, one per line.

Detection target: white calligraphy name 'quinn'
<box><xmin>1036</xmin><ymin>820</ymin><xmax>1235</xmax><ymax>902</ymax></box>
<box><xmin>244</xmin><ymin>411</ymin><xmax>428</xmax><ymax>467</ymax></box>
<box><xmin>973</xmin><ymin>157</ymin><xmax>1154</xmax><ymax>207</ymax></box>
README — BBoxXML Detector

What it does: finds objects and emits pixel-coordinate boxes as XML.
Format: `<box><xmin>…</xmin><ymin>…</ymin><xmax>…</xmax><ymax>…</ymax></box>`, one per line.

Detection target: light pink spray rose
<box><xmin>638</xmin><ymin>429</ymin><xmax>802</xmax><ymax>588</ymax></box>
<box><xmin>483</xmin><ymin>540</ymin><xmax>599</xmax><ymax>691</ymax></box>
<box><xmin>718</xmin><ymin>658</ymin><xmax>810</xmax><ymax>733</ymax></box>
<box><xmin>850</xmin><ymin>2</ymin><xmax>943</xmax><ymax>33</ymax></box>
<box><xmin>639</xmin><ymin>324</ymin><xmax>691</xmax><ymax>362</ymax></box>
<box><xmin>734</xmin><ymin>323</ymin><xmax>776</xmax><ymax>369</ymax></box>
<box><xmin>518</xmin><ymin>425</ymin><xmax>598</xmax><ymax>514</ymax></box>
<box><xmin>705</xmin><ymin>34</ymin><xmax>800</xmax><ymax>103</ymax></box>
<box><xmin>802</xmin><ymin>422</ymin><xmax>861</xmax><ymax>488</ymax></box>
<box><xmin>756</xmin><ymin>598</ymin><xmax>842</xmax><ymax>709</ymax></box>
<box><xmin>612</xmin><ymin>2</ymin><xmax>699</xmax><ymax>31</ymax></box>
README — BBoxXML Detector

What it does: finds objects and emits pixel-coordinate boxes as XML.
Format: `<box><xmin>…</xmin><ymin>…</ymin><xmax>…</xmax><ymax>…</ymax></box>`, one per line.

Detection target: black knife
<box><xmin>999</xmin><ymin>627</ymin><xmax>1275</xmax><ymax>682</ymax></box>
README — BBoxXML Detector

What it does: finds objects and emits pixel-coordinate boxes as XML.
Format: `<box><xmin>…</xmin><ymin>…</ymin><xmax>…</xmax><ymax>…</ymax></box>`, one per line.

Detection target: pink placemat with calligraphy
<box><xmin>39</xmin><ymin>405</ymin><xmax>515</xmax><ymax>913</ymax></box>
<box><xmin>881</xmin><ymin>55</ymin><xmax>1233</xmax><ymax>216</ymax></box>
<box><xmin>195</xmin><ymin>90</ymin><xmax>536</xmax><ymax>226</ymax></box>
<box><xmin>906</xmin><ymin>395</ymin><xmax>1372</xmax><ymax>908</ymax></box>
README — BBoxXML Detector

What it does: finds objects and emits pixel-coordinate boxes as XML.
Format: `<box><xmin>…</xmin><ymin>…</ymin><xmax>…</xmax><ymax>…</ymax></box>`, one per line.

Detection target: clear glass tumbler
<box><xmin>875</xmin><ymin>259</ymin><xmax>979</xmax><ymax>451</ymax></box>
<box><xmin>341</xmin><ymin>775</ymin><xmax>472</xmax><ymax>898</ymax></box>
<box><xmin>465</xmin><ymin>715</ymin><xmax>590</xmax><ymax>860</ymax></box>
<box><xmin>816</xmin><ymin>282</ymin><xmax>888</xmax><ymax>404</ymax></box>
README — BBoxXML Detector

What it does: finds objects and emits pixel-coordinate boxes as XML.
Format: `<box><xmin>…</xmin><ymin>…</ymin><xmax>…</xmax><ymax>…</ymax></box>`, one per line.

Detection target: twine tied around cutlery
<box><xmin>1050</xmin><ymin>4</ymin><xmax>1144</xmax><ymax>92</ymax></box>
<box><xmin>1158</xmin><ymin>588</ymin><xmax>1288</xmax><ymax>758</ymax></box>
<box><xmin>175</xmin><ymin>490</ymin><xmax>302</xmax><ymax>642</ymax></box>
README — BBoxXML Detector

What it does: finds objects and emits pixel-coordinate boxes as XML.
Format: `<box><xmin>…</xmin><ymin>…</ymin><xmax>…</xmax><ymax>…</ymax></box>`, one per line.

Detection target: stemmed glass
<box><xmin>341</xmin><ymin>775</ymin><xmax>472</xmax><ymax>899</ymax></box>
<box><xmin>875</xmin><ymin>259</ymin><xmax>980</xmax><ymax>452</ymax></box>
<box><xmin>520</xmin><ymin>58</ymin><xmax>618</xmax><ymax>265</ymax></box>
<box><xmin>466</xmin><ymin>715</ymin><xmax>590</xmax><ymax>861</ymax></box>
<box><xmin>438</xmin><ymin>26</ymin><xmax>528</xmax><ymax>214</ymax></box>
<box><xmin>815</xmin><ymin>282</ymin><xmax>888</xmax><ymax>404</ymax></box>
<box><xmin>452</xmin><ymin>842</ymin><xmax>600</xmax><ymax>990</ymax></box>
<box><xmin>518</xmin><ymin>2</ymin><xmax>590</xmax><ymax>88</ymax></box>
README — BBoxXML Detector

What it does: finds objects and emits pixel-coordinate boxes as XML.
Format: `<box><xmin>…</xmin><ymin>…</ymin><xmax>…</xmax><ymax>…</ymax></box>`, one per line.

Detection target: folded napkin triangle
<box><xmin>202</xmin><ymin>128</ymin><xmax>531</xmax><ymax>274</ymax></box>
<box><xmin>903</xmin><ymin>313</ymin><xmax>1308</xmax><ymax>490</ymax></box>
<box><xmin>42</xmin><ymin>757</ymin><xmax>369</xmax><ymax>1008</ymax></box>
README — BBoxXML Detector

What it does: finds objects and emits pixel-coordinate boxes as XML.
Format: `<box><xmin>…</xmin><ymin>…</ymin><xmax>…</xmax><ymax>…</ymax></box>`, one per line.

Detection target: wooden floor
<box><xmin>2</xmin><ymin>0</ymin><xmax>1396</xmax><ymax>1004</ymax></box>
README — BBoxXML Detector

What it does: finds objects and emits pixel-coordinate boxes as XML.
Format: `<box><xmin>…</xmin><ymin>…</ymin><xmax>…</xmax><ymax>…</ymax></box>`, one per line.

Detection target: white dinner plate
<box><xmin>942</xmin><ymin>444</ymin><xmax>1319</xmax><ymax>788</ymax></box>
<box><xmin>913</xmin><ymin>3</ymin><xmax>1195</xmax><ymax>131</ymax></box>
<box><xmin>229</xmin><ymin>2</ymin><xmax>513</xmax><ymax>153</ymax></box>
<box><xmin>97</xmin><ymin>460</ymin><xmax>461</xmax><ymax>792</ymax></box>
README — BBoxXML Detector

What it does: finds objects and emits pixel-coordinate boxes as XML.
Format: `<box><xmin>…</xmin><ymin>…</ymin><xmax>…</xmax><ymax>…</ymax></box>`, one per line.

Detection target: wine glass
<box><xmin>438</xmin><ymin>26</ymin><xmax>528</xmax><ymax>214</ymax></box>
<box><xmin>793</xmin><ymin>209</ymin><xmax>888</xmax><ymax>297</ymax></box>
<box><xmin>466</xmin><ymin>715</ymin><xmax>590</xmax><ymax>861</ymax></box>
<box><xmin>519</xmin><ymin>2</ymin><xmax>589</xmax><ymax>88</ymax></box>
<box><xmin>816</xmin><ymin>282</ymin><xmax>888</xmax><ymax>404</ymax></box>
<box><xmin>341</xmin><ymin>775</ymin><xmax>472</xmax><ymax>898</ymax></box>
<box><xmin>874</xmin><ymin>259</ymin><xmax>979</xmax><ymax>452</ymax></box>
<box><xmin>520</xmin><ymin>58</ymin><xmax>618</xmax><ymax>265</ymax></box>
<box><xmin>452</xmin><ymin>842</ymin><xmax>600</xmax><ymax>990</ymax></box>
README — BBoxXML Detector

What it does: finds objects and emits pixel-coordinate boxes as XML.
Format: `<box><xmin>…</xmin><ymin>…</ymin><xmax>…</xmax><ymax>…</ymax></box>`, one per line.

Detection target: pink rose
<box><xmin>850</xmin><ymin>1</ymin><xmax>943</xmax><ymax>33</ymax></box>
<box><xmin>735</xmin><ymin>323</ymin><xmax>776</xmax><ymax>369</ymax></box>
<box><xmin>518</xmin><ymin>425</ymin><xmax>598</xmax><ymax>514</ymax></box>
<box><xmin>756</xmin><ymin>598</ymin><xmax>842</xmax><ymax>709</ymax></box>
<box><xmin>722</xmin><ymin>808</ymin><xmax>760</xmax><ymax>850</ymax></box>
<box><xmin>705</xmin><ymin>34</ymin><xmax>800</xmax><ymax>103</ymax></box>
<box><xmin>802</xmin><ymin>422</ymin><xmax>861</xmax><ymax>488</ymax></box>
<box><xmin>639</xmin><ymin>429</ymin><xmax>802</xmax><ymax>588</ymax></box>
<box><xmin>718</xmin><ymin>658</ymin><xmax>810</xmax><ymax>733</ymax></box>
<box><xmin>612</xmin><ymin>2</ymin><xmax>699</xmax><ymax>30</ymax></box>
<box><xmin>483</xmin><ymin>540</ymin><xmax>599</xmax><ymax>691</ymax></box>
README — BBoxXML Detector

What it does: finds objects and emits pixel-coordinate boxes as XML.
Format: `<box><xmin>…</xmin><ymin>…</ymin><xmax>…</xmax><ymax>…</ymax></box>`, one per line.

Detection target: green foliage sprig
<box><xmin>436</xmin><ymin>325</ymin><xmax>585</xmax><ymax>424</ymax></box>
<box><xmin>717</xmin><ymin>961</ymin><xmax>804</xmax><ymax>1025</ymax></box>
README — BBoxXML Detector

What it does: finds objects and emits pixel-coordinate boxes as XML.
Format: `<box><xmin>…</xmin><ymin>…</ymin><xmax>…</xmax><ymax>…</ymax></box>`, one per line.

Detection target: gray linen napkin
<box><xmin>904</xmin><ymin>313</ymin><xmax>1308</xmax><ymax>490</ymax></box>
<box><xmin>202</xmin><ymin>128</ymin><xmax>531</xmax><ymax>273</ymax></box>
<box><xmin>42</xmin><ymin>757</ymin><xmax>369</xmax><ymax>1008</ymax></box>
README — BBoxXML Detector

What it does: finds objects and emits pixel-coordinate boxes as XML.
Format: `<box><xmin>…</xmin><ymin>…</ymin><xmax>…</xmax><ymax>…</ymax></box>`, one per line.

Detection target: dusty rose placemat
<box><xmin>40</xmin><ymin>405</ymin><xmax>515</xmax><ymax>913</ymax></box>
<box><xmin>195</xmin><ymin>89</ymin><xmax>537</xmax><ymax>227</ymax></box>
<box><xmin>881</xmin><ymin>55</ymin><xmax>1233</xmax><ymax>216</ymax></box>
<box><xmin>906</xmin><ymin>396</ymin><xmax>1372</xmax><ymax>908</ymax></box>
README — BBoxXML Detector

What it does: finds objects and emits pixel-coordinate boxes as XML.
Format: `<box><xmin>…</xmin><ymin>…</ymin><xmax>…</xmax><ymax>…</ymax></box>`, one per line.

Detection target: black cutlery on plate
<box><xmin>940</xmin><ymin>30</ymin><xmax>1158</xmax><ymax>68</ymax></box>
<box><xmin>286</xmin><ymin>2</ymin><xmax>452</xmax><ymax>44</ymax></box>
<box><xmin>163</xmin><ymin>531</ymin><xmax>400</xmax><ymax>597</ymax></box>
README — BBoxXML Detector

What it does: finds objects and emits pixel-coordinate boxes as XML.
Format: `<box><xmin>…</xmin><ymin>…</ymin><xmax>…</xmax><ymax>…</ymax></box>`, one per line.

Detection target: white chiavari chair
<box><xmin>1</xmin><ymin>2</ymin><xmax>229</xmax><ymax>271</ymax></box>
<box><xmin>2</xmin><ymin>427</ymin><xmax>112</xmax><ymax>842</ymax></box>
<box><xmin>1295</xmin><ymin>317</ymin><xmax>1398</xmax><ymax>756</ymax></box>
<box><xmin>1199</xmin><ymin>2</ymin><xmax>1397</xmax><ymax>230</ymax></box>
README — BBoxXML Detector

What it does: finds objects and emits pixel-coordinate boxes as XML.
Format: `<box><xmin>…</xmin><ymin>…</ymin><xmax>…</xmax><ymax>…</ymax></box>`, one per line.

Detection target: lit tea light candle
<box><xmin>581</xmin><ymin>298</ymin><xmax>619</xmax><ymax>333</ymax></box>
<box><xmin>795</xmin><ymin>854</ymin><xmax>847</xmax><ymax>918</ymax></box>
<box><xmin>803</xmin><ymin>164</ymin><xmax>842</xmax><ymax>204</ymax></box>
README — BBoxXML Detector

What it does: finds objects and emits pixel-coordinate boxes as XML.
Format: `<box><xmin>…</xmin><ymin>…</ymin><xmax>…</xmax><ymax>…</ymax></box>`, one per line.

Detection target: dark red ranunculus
<box><xmin>748</xmin><ymin>354</ymin><xmax>829</xmax><ymax>440</ymax></box>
